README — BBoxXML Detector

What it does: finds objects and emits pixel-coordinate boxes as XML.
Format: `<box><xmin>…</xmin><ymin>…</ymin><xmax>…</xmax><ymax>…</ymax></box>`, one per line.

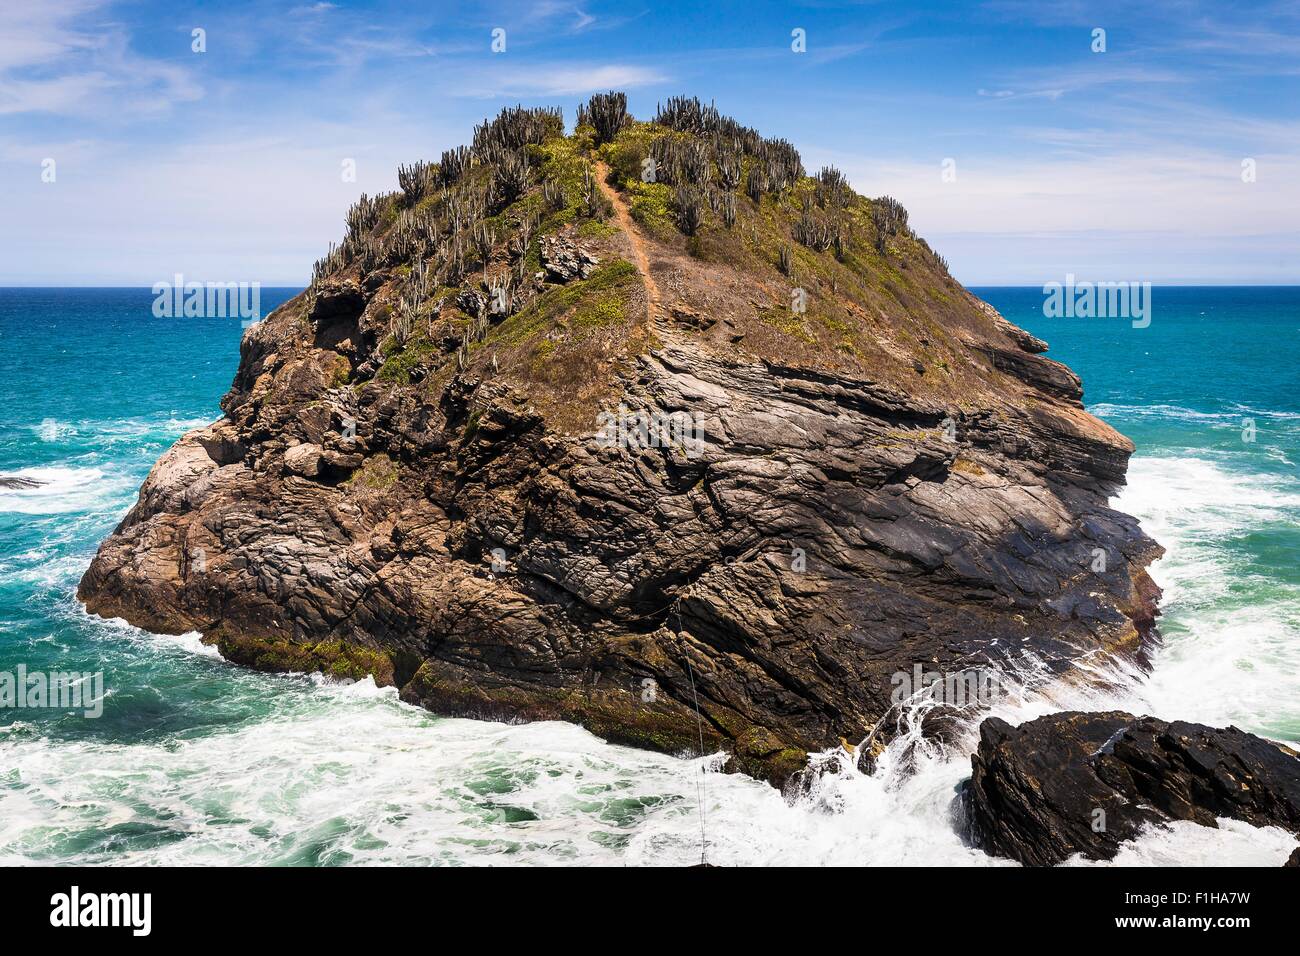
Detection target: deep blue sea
<box><xmin>1</xmin><ymin>286</ymin><xmax>1297</xmax><ymax>865</ymax></box>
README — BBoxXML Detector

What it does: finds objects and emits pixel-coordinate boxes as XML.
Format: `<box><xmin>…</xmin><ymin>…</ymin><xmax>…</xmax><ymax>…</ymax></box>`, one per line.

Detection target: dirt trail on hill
<box><xmin>593</xmin><ymin>162</ymin><xmax>663</xmax><ymax>332</ymax></box>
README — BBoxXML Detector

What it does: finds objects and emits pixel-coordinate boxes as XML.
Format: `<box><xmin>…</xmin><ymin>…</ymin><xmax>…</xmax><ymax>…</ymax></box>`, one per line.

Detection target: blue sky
<box><xmin>2</xmin><ymin>0</ymin><xmax>1298</xmax><ymax>285</ymax></box>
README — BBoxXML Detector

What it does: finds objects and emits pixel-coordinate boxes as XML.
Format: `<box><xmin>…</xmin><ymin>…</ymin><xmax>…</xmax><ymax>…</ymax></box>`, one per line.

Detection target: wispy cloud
<box><xmin>0</xmin><ymin>0</ymin><xmax>201</xmax><ymax>118</ymax></box>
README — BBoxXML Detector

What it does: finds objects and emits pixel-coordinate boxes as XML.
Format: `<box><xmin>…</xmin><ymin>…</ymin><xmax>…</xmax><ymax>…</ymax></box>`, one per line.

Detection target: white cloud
<box><xmin>809</xmin><ymin>148</ymin><xmax>1300</xmax><ymax>282</ymax></box>
<box><xmin>0</xmin><ymin>1</ymin><xmax>202</xmax><ymax>117</ymax></box>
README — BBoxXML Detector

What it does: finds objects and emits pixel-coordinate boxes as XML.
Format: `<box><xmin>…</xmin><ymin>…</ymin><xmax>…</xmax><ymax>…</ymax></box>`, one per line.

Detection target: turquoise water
<box><xmin>977</xmin><ymin>287</ymin><xmax>1300</xmax><ymax>743</ymax></box>
<box><xmin>1</xmin><ymin>286</ymin><xmax>1297</xmax><ymax>866</ymax></box>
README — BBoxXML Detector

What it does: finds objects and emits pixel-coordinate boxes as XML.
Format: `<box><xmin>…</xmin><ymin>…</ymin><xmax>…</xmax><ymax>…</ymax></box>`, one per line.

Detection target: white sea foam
<box><xmin>1069</xmin><ymin>818</ymin><xmax>1298</xmax><ymax>867</ymax></box>
<box><xmin>1091</xmin><ymin>402</ymin><xmax>1300</xmax><ymax>426</ymax></box>
<box><xmin>33</xmin><ymin>419</ymin><xmax>76</xmax><ymax>442</ymax></box>
<box><xmin>0</xmin><ymin>466</ymin><xmax>134</xmax><ymax>515</ymax></box>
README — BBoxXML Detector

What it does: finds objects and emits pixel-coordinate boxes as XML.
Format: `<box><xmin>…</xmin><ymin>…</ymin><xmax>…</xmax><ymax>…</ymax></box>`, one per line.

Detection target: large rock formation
<box><xmin>79</xmin><ymin>95</ymin><xmax>1162</xmax><ymax>784</ymax></box>
<box><xmin>963</xmin><ymin>711</ymin><xmax>1300</xmax><ymax>865</ymax></box>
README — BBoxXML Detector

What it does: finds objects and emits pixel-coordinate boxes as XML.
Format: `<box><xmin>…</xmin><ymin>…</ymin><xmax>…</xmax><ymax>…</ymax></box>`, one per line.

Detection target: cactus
<box><xmin>870</xmin><ymin>195</ymin><xmax>909</xmax><ymax>237</ymax></box>
<box><xmin>344</xmin><ymin>193</ymin><xmax>383</xmax><ymax>245</ymax></box>
<box><xmin>649</xmin><ymin>137</ymin><xmax>710</xmax><ymax>187</ymax></box>
<box><xmin>653</xmin><ymin>96</ymin><xmax>803</xmax><ymax>191</ymax></box>
<box><xmin>391</xmin><ymin>286</ymin><xmax>421</xmax><ymax>347</ymax></box>
<box><xmin>649</xmin><ymin>137</ymin><xmax>677</xmax><ymax>185</ymax></box>
<box><xmin>682</xmin><ymin>140</ymin><xmax>709</xmax><ymax>185</ymax></box>
<box><xmin>310</xmin><ymin>242</ymin><xmax>346</xmax><ymax>287</ymax></box>
<box><xmin>758</xmin><ymin>137</ymin><xmax>803</xmax><ymax>192</ymax></box>
<box><xmin>815</xmin><ymin>166</ymin><xmax>850</xmax><ymax>208</ymax></box>
<box><xmin>509</xmin><ymin>210</ymin><xmax>540</xmax><ymax>261</ymax></box>
<box><xmin>673</xmin><ymin>185</ymin><xmax>704</xmax><ymax>235</ymax></box>
<box><xmin>438</xmin><ymin>146</ymin><xmax>473</xmax><ymax>187</ymax></box>
<box><xmin>794</xmin><ymin>200</ymin><xmax>834</xmax><ymax>252</ymax></box>
<box><xmin>721</xmin><ymin>191</ymin><xmax>736</xmax><ymax>228</ymax></box>
<box><xmin>778</xmin><ymin>243</ymin><xmax>794</xmax><ymax>277</ymax></box>
<box><xmin>493</xmin><ymin>148</ymin><xmax>531</xmax><ymax>204</ymax></box>
<box><xmin>716</xmin><ymin>149</ymin><xmax>742</xmax><ymax>191</ymax></box>
<box><xmin>472</xmin><ymin>222</ymin><xmax>495</xmax><ymax>267</ymax></box>
<box><xmin>397</xmin><ymin>161</ymin><xmax>433</xmax><ymax>207</ymax></box>
<box><xmin>745</xmin><ymin>165</ymin><xmax>767</xmax><ymax>203</ymax></box>
<box><xmin>542</xmin><ymin>177</ymin><xmax>566</xmax><ymax>212</ymax></box>
<box><xmin>581</xmin><ymin>166</ymin><xmax>612</xmax><ymax>218</ymax></box>
<box><xmin>578</xmin><ymin>91</ymin><xmax>629</xmax><ymax>144</ymax></box>
<box><xmin>472</xmin><ymin>105</ymin><xmax>562</xmax><ymax>162</ymax></box>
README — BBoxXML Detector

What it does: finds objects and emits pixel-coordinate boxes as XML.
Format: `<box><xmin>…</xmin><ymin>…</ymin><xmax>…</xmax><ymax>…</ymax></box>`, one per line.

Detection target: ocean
<box><xmin>1</xmin><ymin>286</ymin><xmax>1297</xmax><ymax>866</ymax></box>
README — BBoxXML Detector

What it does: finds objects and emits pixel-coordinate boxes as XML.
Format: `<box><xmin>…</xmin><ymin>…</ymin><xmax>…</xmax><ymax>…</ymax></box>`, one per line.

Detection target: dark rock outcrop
<box><xmin>0</xmin><ymin>476</ymin><xmax>44</xmax><ymax>490</ymax></box>
<box><xmin>540</xmin><ymin>235</ymin><xmax>598</xmax><ymax>283</ymax></box>
<box><xmin>77</xmin><ymin>96</ymin><xmax>1164</xmax><ymax>786</ymax></box>
<box><xmin>963</xmin><ymin>711</ymin><xmax>1300</xmax><ymax>865</ymax></box>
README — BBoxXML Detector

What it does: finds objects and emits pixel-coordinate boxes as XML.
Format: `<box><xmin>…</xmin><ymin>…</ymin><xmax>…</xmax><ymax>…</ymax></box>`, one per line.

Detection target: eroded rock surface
<box><xmin>541</xmin><ymin>235</ymin><xmax>599</xmax><ymax>283</ymax></box>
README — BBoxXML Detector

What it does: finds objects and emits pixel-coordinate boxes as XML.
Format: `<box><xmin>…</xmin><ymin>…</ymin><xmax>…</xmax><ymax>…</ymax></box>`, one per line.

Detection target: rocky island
<box><xmin>80</xmin><ymin>94</ymin><xmax>1165</xmax><ymax>788</ymax></box>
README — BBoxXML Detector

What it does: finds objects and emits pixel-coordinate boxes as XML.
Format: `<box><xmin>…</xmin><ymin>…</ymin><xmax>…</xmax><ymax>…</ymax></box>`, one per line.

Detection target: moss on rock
<box><xmin>207</xmin><ymin>630</ymin><xmax>396</xmax><ymax>686</ymax></box>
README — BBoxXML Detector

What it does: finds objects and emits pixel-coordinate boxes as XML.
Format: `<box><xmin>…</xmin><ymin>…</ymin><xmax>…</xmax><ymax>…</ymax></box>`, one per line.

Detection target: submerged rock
<box><xmin>962</xmin><ymin>711</ymin><xmax>1300</xmax><ymax>865</ymax></box>
<box><xmin>0</xmin><ymin>476</ymin><xmax>44</xmax><ymax>490</ymax></box>
<box><xmin>78</xmin><ymin>95</ymin><xmax>1164</xmax><ymax>786</ymax></box>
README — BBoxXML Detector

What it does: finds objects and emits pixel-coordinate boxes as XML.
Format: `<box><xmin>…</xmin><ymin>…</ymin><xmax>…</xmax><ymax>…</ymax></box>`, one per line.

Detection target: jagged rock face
<box><xmin>78</xmin><ymin>106</ymin><xmax>1163</xmax><ymax>785</ymax></box>
<box><xmin>78</xmin><ymin>303</ymin><xmax>1159</xmax><ymax>783</ymax></box>
<box><xmin>540</xmin><ymin>235</ymin><xmax>599</xmax><ymax>283</ymax></box>
<box><xmin>963</xmin><ymin>712</ymin><xmax>1300</xmax><ymax>865</ymax></box>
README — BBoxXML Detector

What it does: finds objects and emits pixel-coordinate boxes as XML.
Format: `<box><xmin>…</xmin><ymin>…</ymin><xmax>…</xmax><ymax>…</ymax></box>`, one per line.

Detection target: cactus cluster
<box><xmin>653</xmin><ymin>96</ymin><xmax>804</xmax><ymax>200</ymax></box>
<box><xmin>755</xmin><ymin>138</ymin><xmax>803</xmax><ymax>192</ymax></box>
<box><xmin>492</xmin><ymin>148</ymin><xmax>532</xmax><ymax>204</ymax></box>
<box><xmin>580</xmin><ymin>166</ymin><xmax>611</xmax><ymax>219</ymax></box>
<box><xmin>472</xmin><ymin>105</ymin><xmax>563</xmax><ymax>161</ymax></box>
<box><xmin>391</xmin><ymin>284</ymin><xmax>421</xmax><ymax>347</ymax></box>
<box><xmin>673</xmin><ymin>185</ymin><xmax>704</xmax><ymax>235</ymax></box>
<box><xmin>344</xmin><ymin>193</ymin><xmax>383</xmax><ymax>245</ymax></box>
<box><xmin>306</xmin><ymin>101</ymin><xmax>590</xmax><ymax>354</ymax></box>
<box><xmin>438</xmin><ymin>146</ymin><xmax>473</xmax><ymax>188</ymax></box>
<box><xmin>308</xmin><ymin>192</ymin><xmax>387</xmax><ymax>286</ymax></box>
<box><xmin>871</xmin><ymin>195</ymin><xmax>909</xmax><ymax>237</ymax></box>
<box><xmin>648</xmin><ymin>137</ymin><xmax>710</xmax><ymax>187</ymax></box>
<box><xmin>814</xmin><ymin>166</ymin><xmax>850</xmax><ymax>208</ymax></box>
<box><xmin>472</xmin><ymin>221</ymin><xmax>495</xmax><ymax>268</ymax></box>
<box><xmin>508</xmin><ymin>209</ymin><xmax>540</xmax><ymax>273</ymax></box>
<box><xmin>542</xmin><ymin>177</ymin><xmax>566</xmax><ymax>212</ymax></box>
<box><xmin>397</xmin><ymin>160</ymin><xmax>434</xmax><ymax>207</ymax></box>
<box><xmin>654</xmin><ymin>96</ymin><xmax>757</xmax><ymax>145</ymax></box>
<box><xmin>794</xmin><ymin>200</ymin><xmax>836</xmax><ymax>252</ymax></box>
<box><xmin>311</xmin><ymin>242</ymin><xmax>346</xmax><ymax>286</ymax></box>
<box><xmin>577</xmin><ymin>91</ymin><xmax>629</xmax><ymax>144</ymax></box>
<box><xmin>720</xmin><ymin>190</ymin><xmax>737</xmax><ymax>228</ymax></box>
<box><xmin>717</xmin><ymin>150</ymin><xmax>742</xmax><ymax>191</ymax></box>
